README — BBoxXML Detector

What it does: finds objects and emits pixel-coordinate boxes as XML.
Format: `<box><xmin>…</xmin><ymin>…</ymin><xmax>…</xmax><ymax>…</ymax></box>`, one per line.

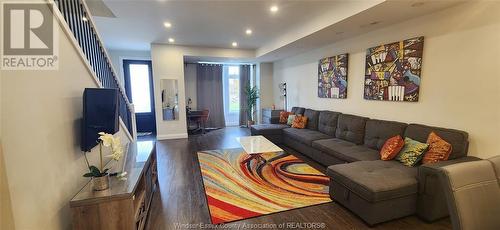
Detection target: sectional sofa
<box><xmin>250</xmin><ymin>107</ymin><xmax>479</xmax><ymax>225</ymax></box>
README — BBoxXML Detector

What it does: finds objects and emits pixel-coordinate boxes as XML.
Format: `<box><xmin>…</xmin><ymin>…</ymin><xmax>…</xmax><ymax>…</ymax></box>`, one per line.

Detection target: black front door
<box><xmin>123</xmin><ymin>60</ymin><xmax>156</xmax><ymax>134</ymax></box>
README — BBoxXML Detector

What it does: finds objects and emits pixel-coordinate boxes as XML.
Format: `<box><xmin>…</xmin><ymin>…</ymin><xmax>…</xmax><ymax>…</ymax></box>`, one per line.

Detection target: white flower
<box><xmin>117</xmin><ymin>171</ymin><xmax>128</xmax><ymax>181</ymax></box>
<box><xmin>107</xmin><ymin>145</ymin><xmax>124</xmax><ymax>161</ymax></box>
<box><xmin>99</xmin><ymin>132</ymin><xmax>124</xmax><ymax>161</ymax></box>
<box><xmin>111</xmin><ymin>142</ymin><xmax>124</xmax><ymax>161</ymax></box>
<box><xmin>98</xmin><ymin>132</ymin><xmax>114</xmax><ymax>147</ymax></box>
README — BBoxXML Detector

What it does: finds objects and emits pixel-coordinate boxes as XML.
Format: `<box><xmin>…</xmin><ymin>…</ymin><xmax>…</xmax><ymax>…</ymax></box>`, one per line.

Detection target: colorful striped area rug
<box><xmin>197</xmin><ymin>148</ymin><xmax>332</xmax><ymax>224</ymax></box>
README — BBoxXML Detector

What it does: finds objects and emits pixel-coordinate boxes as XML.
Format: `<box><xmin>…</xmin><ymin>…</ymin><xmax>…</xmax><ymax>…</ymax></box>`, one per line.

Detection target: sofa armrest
<box><xmin>416</xmin><ymin>156</ymin><xmax>480</xmax><ymax>222</ymax></box>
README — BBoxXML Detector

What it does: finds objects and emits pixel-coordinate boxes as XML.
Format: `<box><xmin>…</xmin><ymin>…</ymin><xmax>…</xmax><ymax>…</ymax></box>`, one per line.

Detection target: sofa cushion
<box><xmin>287</xmin><ymin>115</ymin><xmax>296</xmax><ymax>125</ymax></box>
<box><xmin>250</xmin><ymin>124</ymin><xmax>289</xmax><ymax>135</ymax></box>
<box><xmin>291</xmin><ymin>115</ymin><xmax>308</xmax><ymax>129</ymax></box>
<box><xmin>283</xmin><ymin>128</ymin><xmax>331</xmax><ymax>146</ymax></box>
<box><xmin>396</xmin><ymin>137</ymin><xmax>429</xmax><ymax>167</ymax></box>
<box><xmin>422</xmin><ymin>132</ymin><xmax>453</xmax><ymax>164</ymax></box>
<box><xmin>364</xmin><ymin>119</ymin><xmax>407</xmax><ymax>150</ymax></box>
<box><xmin>312</xmin><ymin>138</ymin><xmax>380</xmax><ymax>162</ymax></box>
<box><xmin>279</xmin><ymin>111</ymin><xmax>292</xmax><ymax>124</ymax></box>
<box><xmin>404</xmin><ymin>124</ymin><xmax>468</xmax><ymax>159</ymax></box>
<box><xmin>335</xmin><ymin>114</ymin><xmax>368</xmax><ymax>145</ymax></box>
<box><xmin>304</xmin><ymin>109</ymin><xmax>320</xmax><ymax>130</ymax></box>
<box><xmin>290</xmin><ymin>107</ymin><xmax>305</xmax><ymax>115</ymax></box>
<box><xmin>327</xmin><ymin>160</ymin><xmax>418</xmax><ymax>202</ymax></box>
<box><xmin>379</xmin><ymin>135</ymin><xmax>405</xmax><ymax>161</ymax></box>
<box><xmin>318</xmin><ymin>111</ymin><xmax>341</xmax><ymax>136</ymax></box>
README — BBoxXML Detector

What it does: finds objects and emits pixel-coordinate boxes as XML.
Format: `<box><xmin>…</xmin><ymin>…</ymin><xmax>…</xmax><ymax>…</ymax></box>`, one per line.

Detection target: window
<box><xmin>223</xmin><ymin>66</ymin><xmax>240</xmax><ymax>126</ymax></box>
<box><xmin>228</xmin><ymin>66</ymin><xmax>240</xmax><ymax>112</ymax></box>
<box><xmin>128</xmin><ymin>64</ymin><xmax>152</xmax><ymax>113</ymax></box>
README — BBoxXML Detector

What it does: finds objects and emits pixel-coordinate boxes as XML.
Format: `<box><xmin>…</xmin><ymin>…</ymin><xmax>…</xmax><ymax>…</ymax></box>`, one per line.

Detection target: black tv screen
<box><xmin>81</xmin><ymin>88</ymin><xmax>119</xmax><ymax>152</ymax></box>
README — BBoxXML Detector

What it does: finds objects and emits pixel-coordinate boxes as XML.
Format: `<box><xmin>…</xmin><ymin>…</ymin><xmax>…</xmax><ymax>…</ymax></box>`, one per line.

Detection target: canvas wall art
<box><xmin>318</xmin><ymin>53</ymin><xmax>348</xmax><ymax>99</ymax></box>
<box><xmin>364</xmin><ymin>36</ymin><xmax>424</xmax><ymax>102</ymax></box>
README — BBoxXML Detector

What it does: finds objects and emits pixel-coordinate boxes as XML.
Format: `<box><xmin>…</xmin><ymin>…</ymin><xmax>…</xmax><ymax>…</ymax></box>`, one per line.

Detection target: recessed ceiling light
<box><xmin>232</xmin><ymin>42</ymin><xmax>238</xmax><ymax>47</ymax></box>
<box><xmin>164</xmin><ymin>22</ymin><xmax>172</xmax><ymax>28</ymax></box>
<box><xmin>245</xmin><ymin>29</ymin><xmax>252</xmax><ymax>35</ymax></box>
<box><xmin>168</xmin><ymin>38</ymin><xmax>175</xmax><ymax>43</ymax></box>
<box><xmin>270</xmin><ymin>5</ymin><xmax>278</xmax><ymax>13</ymax></box>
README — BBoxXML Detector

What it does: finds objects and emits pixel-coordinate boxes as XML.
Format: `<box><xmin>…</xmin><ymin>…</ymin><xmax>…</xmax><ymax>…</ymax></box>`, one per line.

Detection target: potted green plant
<box><xmin>83</xmin><ymin>132</ymin><xmax>126</xmax><ymax>191</ymax></box>
<box><xmin>244</xmin><ymin>85</ymin><xmax>260</xmax><ymax>127</ymax></box>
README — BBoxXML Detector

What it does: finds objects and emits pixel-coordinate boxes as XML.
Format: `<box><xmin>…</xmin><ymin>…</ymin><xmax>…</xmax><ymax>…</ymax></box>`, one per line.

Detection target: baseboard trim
<box><xmin>157</xmin><ymin>133</ymin><xmax>188</xmax><ymax>140</ymax></box>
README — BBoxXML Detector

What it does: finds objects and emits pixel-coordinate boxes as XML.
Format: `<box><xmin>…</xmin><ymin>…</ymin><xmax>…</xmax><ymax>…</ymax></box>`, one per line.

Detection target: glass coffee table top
<box><xmin>236</xmin><ymin>135</ymin><xmax>283</xmax><ymax>154</ymax></box>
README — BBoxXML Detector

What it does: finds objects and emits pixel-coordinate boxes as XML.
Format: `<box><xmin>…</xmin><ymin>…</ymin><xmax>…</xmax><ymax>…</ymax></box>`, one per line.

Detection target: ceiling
<box><xmin>257</xmin><ymin>0</ymin><xmax>463</xmax><ymax>61</ymax></box>
<box><xmin>93</xmin><ymin>0</ymin><xmax>348</xmax><ymax>50</ymax></box>
<box><xmin>91</xmin><ymin>0</ymin><xmax>463</xmax><ymax>62</ymax></box>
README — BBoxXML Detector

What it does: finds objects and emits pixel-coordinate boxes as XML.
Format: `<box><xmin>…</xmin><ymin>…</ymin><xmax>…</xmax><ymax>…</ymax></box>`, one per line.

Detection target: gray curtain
<box><xmin>196</xmin><ymin>64</ymin><xmax>225</xmax><ymax>128</ymax></box>
<box><xmin>239</xmin><ymin>65</ymin><xmax>251</xmax><ymax>126</ymax></box>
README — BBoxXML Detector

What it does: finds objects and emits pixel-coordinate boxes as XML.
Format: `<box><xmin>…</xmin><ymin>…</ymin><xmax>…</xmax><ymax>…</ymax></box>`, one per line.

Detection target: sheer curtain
<box><xmin>196</xmin><ymin>64</ymin><xmax>225</xmax><ymax>128</ymax></box>
<box><xmin>222</xmin><ymin>65</ymin><xmax>240</xmax><ymax>126</ymax></box>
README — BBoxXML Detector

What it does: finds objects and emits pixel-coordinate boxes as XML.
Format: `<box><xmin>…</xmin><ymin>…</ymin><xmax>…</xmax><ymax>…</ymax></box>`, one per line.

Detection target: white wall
<box><xmin>0</xmin><ymin>143</ymin><xmax>15</xmax><ymax>230</ymax></box>
<box><xmin>151</xmin><ymin>44</ymin><xmax>254</xmax><ymax>139</ymax></box>
<box><xmin>0</xmin><ymin>14</ymin><xmax>131</xmax><ymax>230</ymax></box>
<box><xmin>0</xmin><ymin>67</ymin><xmax>15</xmax><ymax>229</ymax></box>
<box><xmin>258</xmin><ymin>63</ymin><xmax>274</xmax><ymax>110</ymax></box>
<box><xmin>108</xmin><ymin>49</ymin><xmax>151</xmax><ymax>84</ymax></box>
<box><xmin>184</xmin><ymin>63</ymin><xmax>198</xmax><ymax>110</ymax></box>
<box><xmin>273</xmin><ymin>1</ymin><xmax>500</xmax><ymax>159</ymax></box>
<box><xmin>255</xmin><ymin>63</ymin><xmax>274</xmax><ymax>124</ymax></box>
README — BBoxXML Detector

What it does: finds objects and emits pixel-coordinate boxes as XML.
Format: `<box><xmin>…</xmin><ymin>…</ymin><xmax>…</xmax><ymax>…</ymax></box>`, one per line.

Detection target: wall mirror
<box><xmin>161</xmin><ymin>79</ymin><xmax>179</xmax><ymax>121</ymax></box>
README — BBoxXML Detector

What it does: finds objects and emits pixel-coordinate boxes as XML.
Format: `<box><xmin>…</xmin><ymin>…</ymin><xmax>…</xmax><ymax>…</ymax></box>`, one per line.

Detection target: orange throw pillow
<box><xmin>380</xmin><ymin>135</ymin><xmax>405</xmax><ymax>160</ymax></box>
<box><xmin>291</xmin><ymin>115</ymin><xmax>308</xmax><ymax>129</ymax></box>
<box><xmin>279</xmin><ymin>111</ymin><xmax>291</xmax><ymax>124</ymax></box>
<box><xmin>423</xmin><ymin>132</ymin><xmax>452</xmax><ymax>164</ymax></box>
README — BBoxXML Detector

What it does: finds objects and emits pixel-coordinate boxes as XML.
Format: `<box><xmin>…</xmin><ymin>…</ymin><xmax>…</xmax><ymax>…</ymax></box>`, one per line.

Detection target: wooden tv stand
<box><xmin>69</xmin><ymin>141</ymin><xmax>158</xmax><ymax>230</ymax></box>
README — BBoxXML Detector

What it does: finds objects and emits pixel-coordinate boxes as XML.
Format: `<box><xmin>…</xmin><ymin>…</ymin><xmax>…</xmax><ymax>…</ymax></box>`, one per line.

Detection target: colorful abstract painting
<box><xmin>197</xmin><ymin>148</ymin><xmax>332</xmax><ymax>224</ymax></box>
<box><xmin>364</xmin><ymin>36</ymin><xmax>424</xmax><ymax>102</ymax></box>
<box><xmin>318</xmin><ymin>54</ymin><xmax>348</xmax><ymax>99</ymax></box>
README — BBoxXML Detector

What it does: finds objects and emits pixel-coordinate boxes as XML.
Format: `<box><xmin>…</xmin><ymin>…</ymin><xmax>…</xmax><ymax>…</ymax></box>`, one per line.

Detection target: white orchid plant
<box><xmin>83</xmin><ymin>132</ymin><xmax>126</xmax><ymax>180</ymax></box>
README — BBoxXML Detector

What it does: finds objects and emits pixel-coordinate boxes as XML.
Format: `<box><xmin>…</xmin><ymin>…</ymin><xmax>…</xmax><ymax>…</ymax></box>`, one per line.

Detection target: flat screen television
<box><xmin>81</xmin><ymin>88</ymin><xmax>119</xmax><ymax>152</ymax></box>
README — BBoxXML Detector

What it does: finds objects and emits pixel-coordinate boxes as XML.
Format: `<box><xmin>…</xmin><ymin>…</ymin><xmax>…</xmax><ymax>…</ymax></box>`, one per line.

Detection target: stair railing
<box><xmin>51</xmin><ymin>0</ymin><xmax>136</xmax><ymax>139</ymax></box>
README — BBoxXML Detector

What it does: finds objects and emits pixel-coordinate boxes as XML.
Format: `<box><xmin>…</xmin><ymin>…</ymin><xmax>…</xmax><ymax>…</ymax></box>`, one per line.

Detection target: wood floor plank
<box><xmin>145</xmin><ymin>127</ymin><xmax>451</xmax><ymax>230</ymax></box>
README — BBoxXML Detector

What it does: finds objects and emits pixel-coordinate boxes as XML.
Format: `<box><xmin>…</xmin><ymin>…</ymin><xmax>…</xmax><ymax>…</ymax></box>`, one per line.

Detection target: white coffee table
<box><xmin>236</xmin><ymin>135</ymin><xmax>283</xmax><ymax>164</ymax></box>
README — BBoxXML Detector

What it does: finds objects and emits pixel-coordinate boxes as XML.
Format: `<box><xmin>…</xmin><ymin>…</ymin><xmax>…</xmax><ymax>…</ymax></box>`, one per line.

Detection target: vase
<box><xmin>92</xmin><ymin>175</ymin><xmax>109</xmax><ymax>191</ymax></box>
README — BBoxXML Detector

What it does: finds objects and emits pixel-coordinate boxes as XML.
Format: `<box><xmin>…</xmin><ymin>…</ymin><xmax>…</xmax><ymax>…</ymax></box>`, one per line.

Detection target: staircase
<box><xmin>52</xmin><ymin>0</ymin><xmax>135</xmax><ymax>137</ymax></box>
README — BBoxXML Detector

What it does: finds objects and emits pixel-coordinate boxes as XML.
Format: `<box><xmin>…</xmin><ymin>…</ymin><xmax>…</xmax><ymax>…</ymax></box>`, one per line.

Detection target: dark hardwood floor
<box><xmin>145</xmin><ymin>127</ymin><xmax>451</xmax><ymax>230</ymax></box>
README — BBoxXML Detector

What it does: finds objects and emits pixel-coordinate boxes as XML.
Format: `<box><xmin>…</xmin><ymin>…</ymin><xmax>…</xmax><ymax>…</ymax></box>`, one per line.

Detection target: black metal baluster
<box><xmin>82</xmin><ymin>11</ymin><xmax>94</xmax><ymax>70</ymax></box>
<box><xmin>72</xmin><ymin>0</ymin><xmax>83</xmax><ymax>51</ymax></box>
<box><xmin>67</xmin><ymin>0</ymin><xmax>77</xmax><ymax>35</ymax></box>
<box><xmin>99</xmin><ymin>47</ymin><xmax>105</xmax><ymax>85</ymax></box>
<box><xmin>59</xmin><ymin>0</ymin><xmax>68</xmax><ymax>24</ymax></box>
<box><xmin>92</xmin><ymin>33</ymin><xmax>102</xmax><ymax>83</ymax></box>
<box><xmin>54</xmin><ymin>0</ymin><xmax>134</xmax><ymax>136</ymax></box>
<box><xmin>77</xmin><ymin>1</ymin><xmax>89</xmax><ymax>61</ymax></box>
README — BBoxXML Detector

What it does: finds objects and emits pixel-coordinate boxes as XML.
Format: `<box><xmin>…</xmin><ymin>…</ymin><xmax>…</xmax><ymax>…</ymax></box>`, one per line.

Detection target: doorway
<box><xmin>123</xmin><ymin>60</ymin><xmax>157</xmax><ymax>135</ymax></box>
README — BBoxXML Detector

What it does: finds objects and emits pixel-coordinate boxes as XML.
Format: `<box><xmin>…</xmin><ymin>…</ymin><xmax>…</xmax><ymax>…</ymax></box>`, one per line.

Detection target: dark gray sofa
<box><xmin>250</xmin><ymin>107</ymin><xmax>306</xmax><ymax>144</ymax></box>
<box><xmin>250</xmin><ymin>107</ymin><xmax>479</xmax><ymax>225</ymax></box>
